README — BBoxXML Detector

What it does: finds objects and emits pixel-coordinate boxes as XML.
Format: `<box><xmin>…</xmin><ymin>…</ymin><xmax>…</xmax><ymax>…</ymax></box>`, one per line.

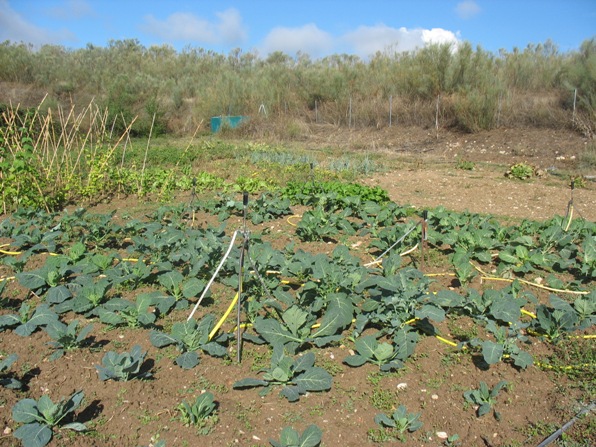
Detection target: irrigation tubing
<box><xmin>187</xmin><ymin>229</ymin><xmax>239</xmax><ymax>321</ymax></box>
<box><xmin>536</xmin><ymin>401</ymin><xmax>595</xmax><ymax>447</ymax></box>
<box><xmin>364</xmin><ymin>222</ymin><xmax>420</xmax><ymax>267</ymax></box>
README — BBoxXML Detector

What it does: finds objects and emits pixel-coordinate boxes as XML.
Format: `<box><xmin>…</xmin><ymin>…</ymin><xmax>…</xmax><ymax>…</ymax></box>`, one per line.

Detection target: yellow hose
<box><xmin>287</xmin><ymin>215</ymin><xmax>301</xmax><ymax>226</ymax></box>
<box><xmin>208</xmin><ymin>292</ymin><xmax>239</xmax><ymax>340</ymax></box>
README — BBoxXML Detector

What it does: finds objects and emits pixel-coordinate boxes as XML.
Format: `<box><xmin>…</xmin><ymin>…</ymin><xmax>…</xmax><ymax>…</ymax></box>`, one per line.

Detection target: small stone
<box><xmin>436</xmin><ymin>432</ymin><xmax>448</xmax><ymax>439</ymax></box>
<box><xmin>348</xmin><ymin>349</ymin><xmax>355</xmax><ymax>356</ymax></box>
<box><xmin>3</xmin><ymin>427</ymin><xmax>12</xmax><ymax>435</ymax></box>
<box><xmin>396</xmin><ymin>383</ymin><xmax>408</xmax><ymax>391</ymax></box>
<box><xmin>431</xmin><ymin>394</ymin><xmax>439</xmax><ymax>400</ymax></box>
<box><xmin>252</xmin><ymin>435</ymin><xmax>261</xmax><ymax>441</ymax></box>
<box><xmin>534</xmin><ymin>277</ymin><xmax>543</xmax><ymax>285</ymax></box>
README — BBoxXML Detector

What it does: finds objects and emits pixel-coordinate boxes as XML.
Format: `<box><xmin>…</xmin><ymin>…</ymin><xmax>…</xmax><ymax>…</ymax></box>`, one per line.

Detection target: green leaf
<box><xmin>233</xmin><ymin>378</ymin><xmax>269</xmax><ymax>389</ymax></box>
<box><xmin>61</xmin><ymin>422</ymin><xmax>87</xmax><ymax>432</ymax></box>
<box><xmin>343</xmin><ymin>354</ymin><xmax>368</xmax><ymax>367</ymax></box>
<box><xmin>311</xmin><ymin>293</ymin><xmax>353</xmax><ymax>338</ymax></box>
<box><xmin>299</xmin><ymin>424</ymin><xmax>323</xmax><ymax>447</ymax></box>
<box><xmin>498</xmin><ymin>251</ymin><xmax>518</xmax><ymax>264</ymax></box>
<box><xmin>481</xmin><ymin>340</ymin><xmax>503</xmax><ymax>365</ymax></box>
<box><xmin>373</xmin><ymin>343</ymin><xmax>394</xmax><ymax>361</ymax></box>
<box><xmin>415</xmin><ymin>304</ymin><xmax>445</xmax><ymax>322</ymax></box>
<box><xmin>12</xmin><ymin>399</ymin><xmax>41</xmax><ymax>423</ymax></box>
<box><xmin>280</xmin><ymin>426</ymin><xmax>300</xmax><ymax>446</ymax></box>
<box><xmin>477</xmin><ymin>402</ymin><xmax>491</xmax><ymax>417</ymax></box>
<box><xmin>175</xmin><ymin>352</ymin><xmax>200</xmax><ymax>369</ymax></box>
<box><xmin>253</xmin><ymin>317</ymin><xmax>301</xmax><ymax>347</ymax></box>
<box><xmin>282</xmin><ymin>306</ymin><xmax>308</xmax><ymax>336</ymax></box>
<box><xmin>353</xmin><ymin>335</ymin><xmax>377</xmax><ymax>360</ymax></box>
<box><xmin>293</xmin><ymin>368</ymin><xmax>332</xmax><ymax>392</ymax></box>
<box><xmin>13</xmin><ymin>423</ymin><xmax>53</xmax><ymax>447</ymax></box>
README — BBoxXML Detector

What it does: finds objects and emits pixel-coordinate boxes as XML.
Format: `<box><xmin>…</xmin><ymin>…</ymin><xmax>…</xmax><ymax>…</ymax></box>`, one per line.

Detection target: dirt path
<box><xmin>369</xmin><ymin>163</ymin><xmax>596</xmax><ymax>221</ymax></box>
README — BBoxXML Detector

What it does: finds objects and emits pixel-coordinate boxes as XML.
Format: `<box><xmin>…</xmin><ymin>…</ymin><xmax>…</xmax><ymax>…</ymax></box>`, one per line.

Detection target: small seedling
<box><xmin>177</xmin><ymin>392</ymin><xmax>218</xmax><ymax>434</ymax></box>
<box><xmin>12</xmin><ymin>390</ymin><xmax>87</xmax><ymax>447</ymax></box>
<box><xmin>463</xmin><ymin>380</ymin><xmax>508</xmax><ymax>419</ymax></box>
<box><xmin>95</xmin><ymin>345</ymin><xmax>152</xmax><ymax>381</ymax></box>
<box><xmin>269</xmin><ymin>424</ymin><xmax>322</xmax><ymax>447</ymax></box>
<box><xmin>44</xmin><ymin>320</ymin><xmax>94</xmax><ymax>360</ymax></box>
<box><xmin>233</xmin><ymin>346</ymin><xmax>332</xmax><ymax>402</ymax></box>
<box><xmin>374</xmin><ymin>404</ymin><xmax>423</xmax><ymax>434</ymax></box>
<box><xmin>0</xmin><ymin>354</ymin><xmax>23</xmax><ymax>389</ymax></box>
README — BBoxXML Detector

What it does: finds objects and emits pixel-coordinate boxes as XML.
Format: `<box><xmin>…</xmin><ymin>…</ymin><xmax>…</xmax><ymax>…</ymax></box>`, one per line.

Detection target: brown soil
<box><xmin>0</xmin><ymin>126</ymin><xmax>595</xmax><ymax>447</ymax></box>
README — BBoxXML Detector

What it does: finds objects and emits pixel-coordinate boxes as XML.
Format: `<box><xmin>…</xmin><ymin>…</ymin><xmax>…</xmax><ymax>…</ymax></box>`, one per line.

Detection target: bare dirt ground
<box><xmin>301</xmin><ymin>125</ymin><xmax>596</xmax><ymax>222</ymax></box>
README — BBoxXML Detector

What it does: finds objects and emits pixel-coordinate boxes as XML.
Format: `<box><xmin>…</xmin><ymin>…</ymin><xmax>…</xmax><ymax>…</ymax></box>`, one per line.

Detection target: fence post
<box><xmin>435</xmin><ymin>94</ymin><xmax>440</xmax><ymax>138</ymax></box>
<box><xmin>349</xmin><ymin>96</ymin><xmax>352</xmax><ymax>128</ymax></box>
<box><xmin>572</xmin><ymin>88</ymin><xmax>577</xmax><ymax>122</ymax></box>
<box><xmin>389</xmin><ymin>95</ymin><xmax>393</xmax><ymax>127</ymax></box>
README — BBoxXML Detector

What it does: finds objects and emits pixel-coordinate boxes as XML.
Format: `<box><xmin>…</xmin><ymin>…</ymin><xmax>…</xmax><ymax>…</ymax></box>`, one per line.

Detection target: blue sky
<box><xmin>1</xmin><ymin>0</ymin><xmax>594</xmax><ymax>57</ymax></box>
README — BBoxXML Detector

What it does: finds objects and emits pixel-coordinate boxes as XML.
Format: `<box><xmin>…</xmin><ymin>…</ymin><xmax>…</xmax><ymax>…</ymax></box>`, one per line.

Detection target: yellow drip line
<box><xmin>471</xmin><ymin>262</ymin><xmax>589</xmax><ymax>295</ymax></box>
<box><xmin>287</xmin><ymin>215</ymin><xmax>301</xmax><ymax>226</ymax></box>
<box><xmin>0</xmin><ymin>276</ymin><xmax>16</xmax><ymax>283</ymax></box>
<box><xmin>208</xmin><ymin>292</ymin><xmax>239</xmax><ymax>341</ymax></box>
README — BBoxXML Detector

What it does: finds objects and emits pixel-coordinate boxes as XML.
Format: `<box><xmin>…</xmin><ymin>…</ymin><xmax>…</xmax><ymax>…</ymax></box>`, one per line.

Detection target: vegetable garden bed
<box><xmin>0</xmin><ymin>183</ymin><xmax>594</xmax><ymax>447</ymax></box>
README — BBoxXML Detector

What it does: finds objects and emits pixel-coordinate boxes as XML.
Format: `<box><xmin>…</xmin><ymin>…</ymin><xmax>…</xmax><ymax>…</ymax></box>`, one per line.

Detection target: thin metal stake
<box><xmin>420</xmin><ymin>210</ymin><xmax>428</xmax><ymax>270</ymax></box>
<box><xmin>236</xmin><ymin>191</ymin><xmax>249</xmax><ymax>363</ymax></box>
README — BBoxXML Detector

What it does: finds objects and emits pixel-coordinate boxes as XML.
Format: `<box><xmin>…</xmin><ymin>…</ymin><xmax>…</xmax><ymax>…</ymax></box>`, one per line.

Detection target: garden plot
<box><xmin>0</xmin><ymin>182</ymin><xmax>594</xmax><ymax>447</ymax></box>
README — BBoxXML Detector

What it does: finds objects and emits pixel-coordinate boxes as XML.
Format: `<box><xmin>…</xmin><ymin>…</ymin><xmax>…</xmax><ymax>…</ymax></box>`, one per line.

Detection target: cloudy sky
<box><xmin>1</xmin><ymin>0</ymin><xmax>594</xmax><ymax>57</ymax></box>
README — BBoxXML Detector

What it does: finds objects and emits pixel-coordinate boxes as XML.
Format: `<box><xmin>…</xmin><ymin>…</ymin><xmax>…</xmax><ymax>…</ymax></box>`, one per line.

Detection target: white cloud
<box><xmin>0</xmin><ymin>0</ymin><xmax>76</xmax><ymax>46</ymax></box>
<box><xmin>342</xmin><ymin>24</ymin><xmax>459</xmax><ymax>57</ymax></box>
<box><xmin>48</xmin><ymin>0</ymin><xmax>94</xmax><ymax>20</ymax></box>
<box><xmin>456</xmin><ymin>1</ymin><xmax>481</xmax><ymax>19</ymax></box>
<box><xmin>261</xmin><ymin>24</ymin><xmax>334</xmax><ymax>57</ymax></box>
<box><xmin>141</xmin><ymin>8</ymin><xmax>247</xmax><ymax>45</ymax></box>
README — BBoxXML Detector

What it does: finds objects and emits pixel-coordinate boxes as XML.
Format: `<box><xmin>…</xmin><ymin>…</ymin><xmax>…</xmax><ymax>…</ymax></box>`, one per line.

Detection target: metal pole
<box><xmin>572</xmin><ymin>88</ymin><xmax>577</xmax><ymax>122</ymax></box>
<box><xmin>389</xmin><ymin>95</ymin><xmax>393</xmax><ymax>127</ymax></box>
<box><xmin>236</xmin><ymin>191</ymin><xmax>249</xmax><ymax>363</ymax></box>
<box><xmin>349</xmin><ymin>96</ymin><xmax>352</xmax><ymax>128</ymax></box>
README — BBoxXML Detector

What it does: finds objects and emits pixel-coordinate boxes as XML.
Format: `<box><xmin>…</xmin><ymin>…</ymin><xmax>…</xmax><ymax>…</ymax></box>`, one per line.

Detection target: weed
<box><xmin>456</xmin><ymin>159</ymin><xmax>475</xmax><ymax>170</ymax></box>
<box><xmin>506</xmin><ymin>162</ymin><xmax>534</xmax><ymax>180</ymax></box>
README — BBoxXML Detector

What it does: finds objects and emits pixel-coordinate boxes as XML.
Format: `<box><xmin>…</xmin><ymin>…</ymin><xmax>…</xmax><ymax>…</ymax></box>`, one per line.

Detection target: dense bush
<box><xmin>0</xmin><ymin>37</ymin><xmax>594</xmax><ymax>135</ymax></box>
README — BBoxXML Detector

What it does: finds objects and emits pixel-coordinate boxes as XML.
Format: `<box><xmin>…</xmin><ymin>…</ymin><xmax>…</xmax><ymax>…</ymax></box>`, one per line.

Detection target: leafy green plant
<box><xmin>0</xmin><ymin>354</ymin><xmax>23</xmax><ymax>389</ymax></box>
<box><xmin>343</xmin><ymin>333</ymin><xmax>411</xmax><ymax>371</ymax></box>
<box><xmin>269</xmin><ymin>424</ymin><xmax>322</xmax><ymax>447</ymax></box>
<box><xmin>463</xmin><ymin>380</ymin><xmax>508</xmax><ymax>418</ymax></box>
<box><xmin>149</xmin><ymin>315</ymin><xmax>229</xmax><ymax>369</ymax></box>
<box><xmin>233</xmin><ymin>347</ymin><xmax>332</xmax><ymax>402</ymax></box>
<box><xmin>506</xmin><ymin>162</ymin><xmax>534</xmax><ymax>180</ymax></box>
<box><xmin>96</xmin><ymin>345</ymin><xmax>152</xmax><ymax>381</ymax></box>
<box><xmin>0</xmin><ymin>303</ymin><xmax>59</xmax><ymax>336</ymax></box>
<box><xmin>157</xmin><ymin>270</ymin><xmax>204</xmax><ymax>310</ymax></box>
<box><xmin>253</xmin><ymin>295</ymin><xmax>353</xmax><ymax>354</ymax></box>
<box><xmin>12</xmin><ymin>390</ymin><xmax>87</xmax><ymax>447</ymax></box>
<box><xmin>177</xmin><ymin>392</ymin><xmax>218</xmax><ymax>434</ymax></box>
<box><xmin>296</xmin><ymin>207</ymin><xmax>356</xmax><ymax>241</ymax></box>
<box><xmin>97</xmin><ymin>294</ymin><xmax>156</xmax><ymax>328</ymax></box>
<box><xmin>53</xmin><ymin>278</ymin><xmax>112</xmax><ymax>316</ymax></box>
<box><xmin>44</xmin><ymin>320</ymin><xmax>94</xmax><ymax>361</ymax></box>
<box><xmin>471</xmin><ymin>320</ymin><xmax>533</xmax><ymax>369</ymax></box>
<box><xmin>374</xmin><ymin>404</ymin><xmax>423</xmax><ymax>437</ymax></box>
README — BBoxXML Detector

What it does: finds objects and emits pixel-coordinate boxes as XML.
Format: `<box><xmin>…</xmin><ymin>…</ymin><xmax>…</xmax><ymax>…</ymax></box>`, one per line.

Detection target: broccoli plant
<box><xmin>463</xmin><ymin>380</ymin><xmax>508</xmax><ymax>419</ymax></box>
<box><xmin>374</xmin><ymin>405</ymin><xmax>423</xmax><ymax>438</ymax></box>
<box><xmin>233</xmin><ymin>347</ymin><xmax>332</xmax><ymax>402</ymax></box>
<box><xmin>0</xmin><ymin>354</ymin><xmax>23</xmax><ymax>389</ymax></box>
<box><xmin>344</xmin><ymin>330</ymin><xmax>417</xmax><ymax>372</ymax></box>
<box><xmin>95</xmin><ymin>345</ymin><xmax>152</xmax><ymax>381</ymax></box>
<box><xmin>12</xmin><ymin>390</ymin><xmax>87</xmax><ymax>447</ymax></box>
<box><xmin>177</xmin><ymin>392</ymin><xmax>218</xmax><ymax>434</ymax></box>
<box><xmin>269</xmin><ymin>424</ymin><xmax>323</xmax><ymax>447</ymax></box>
<box><xmin>0</xmin><ymin>303</ymin><xmax>59</xmax><ymax>336</ymax></box>
<box><xmin>97</xmin><ymin>294</ymin><xmax>156</xmax><ymax>328</ymax></box>
<box><xmin>149</xmin><ymin>315</ymin><xmax>229</xmax><ymax>369</ymax></box>
<box><xmin>44</xmin><ymin>320</ymin><xmax>94</xmax><ymax>361</ymax></box>
<box><xmin>253</xmin><ymin>295</ymin><xmax>353</xmax><ymax>354</ymax></box>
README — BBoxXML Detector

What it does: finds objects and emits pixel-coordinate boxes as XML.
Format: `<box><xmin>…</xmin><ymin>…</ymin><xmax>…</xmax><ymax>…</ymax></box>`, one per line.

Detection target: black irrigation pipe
<box><xmin>536</xmin><ymin>401</ymin><xmax>595</xmax><ymax>447</ymax></box>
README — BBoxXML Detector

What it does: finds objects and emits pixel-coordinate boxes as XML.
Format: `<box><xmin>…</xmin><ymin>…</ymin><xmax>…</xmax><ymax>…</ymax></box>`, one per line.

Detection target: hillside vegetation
<box><xmin>0</xmin><ymin>37</ymin><xmax>595</xmax><ymax>136</ymax></box>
